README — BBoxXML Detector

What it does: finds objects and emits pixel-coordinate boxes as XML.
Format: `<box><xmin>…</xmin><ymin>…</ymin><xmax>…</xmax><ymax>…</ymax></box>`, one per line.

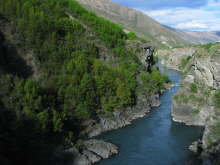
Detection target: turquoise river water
<box><xmin>96</xmin><ymin>66</ymin><xmax>203</xmax><ymax>165</ymax></box>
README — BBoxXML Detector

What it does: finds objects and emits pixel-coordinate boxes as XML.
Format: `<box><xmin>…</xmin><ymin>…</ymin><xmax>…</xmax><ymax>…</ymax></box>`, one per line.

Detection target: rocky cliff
<box><xmin>83</xmin><ymin>94</ymin><xmax>160</xmax><ymax>138</ymax></box>
<box><xmin>156</xmin><ymin>47</ymin><xmax>196</xmax><ymax>71</ymax></box>
<box><xmin>157</xmin><ymin>43</ymin><xmax>220</xmax><ymax>164</ymax></box>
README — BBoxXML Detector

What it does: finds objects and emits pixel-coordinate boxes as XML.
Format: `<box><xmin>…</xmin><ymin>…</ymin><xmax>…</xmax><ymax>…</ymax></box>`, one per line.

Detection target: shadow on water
<box><xmin>96</xmin><ymin>64</ymin><xmax>204</xmax><ymax>165</ymax></box>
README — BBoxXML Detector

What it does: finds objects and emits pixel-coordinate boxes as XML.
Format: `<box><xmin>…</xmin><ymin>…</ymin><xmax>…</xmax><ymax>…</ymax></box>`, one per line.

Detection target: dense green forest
<box><xmin>0</xmin><ymin>0</ymin><xmax>168</xmax><ymax>164</ymax></box>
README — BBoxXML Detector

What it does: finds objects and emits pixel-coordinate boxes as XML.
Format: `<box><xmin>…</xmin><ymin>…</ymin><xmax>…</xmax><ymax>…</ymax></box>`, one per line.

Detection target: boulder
<box><xmin>83</xmin><ymin>139</ymin><xmax>118</xmax><ymax>159</ymax></box>
<box><xmin>189</xmin><ymin>140</ymin><xmax>202</xmax><ymax>153</ymax></box>
<box><xmin>184</xmin><ymin>75</ymin><xmax>195</xmax><ymax>84</ymax></box>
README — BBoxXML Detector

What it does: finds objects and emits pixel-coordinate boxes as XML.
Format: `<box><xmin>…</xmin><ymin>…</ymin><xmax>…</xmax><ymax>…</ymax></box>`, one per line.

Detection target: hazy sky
<box><xmin>112</xmin><ymin>0</ymin><xmax>220</xmax><ymax>31</ymax></box>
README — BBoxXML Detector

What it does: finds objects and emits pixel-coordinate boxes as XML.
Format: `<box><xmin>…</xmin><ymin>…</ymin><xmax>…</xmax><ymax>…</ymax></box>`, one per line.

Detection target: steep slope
<box><xmin>0</xmin><ymin>0</ymin><xmax>169</xmax><ymax>165</ymax></box>
<box><xmin>77</xmin><ymin>0</ymin><xmax>220</xmax><ymax>46</ymax></box>
<box><xmin>76</xmin><ymin>0</ymin><xmax>188</xmax><ymax>47</ymax></box>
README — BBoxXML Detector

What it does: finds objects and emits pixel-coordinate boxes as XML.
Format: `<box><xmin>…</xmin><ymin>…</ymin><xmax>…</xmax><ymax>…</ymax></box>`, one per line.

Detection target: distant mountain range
<box><xmin>176</xmin><ymin>30</ymin><xmax>220</xmax><ymax>44</ymax></box>
<box><xmin>77</xmin><ymin>0</ymin><xmax>220</xmax><ymax>47</ymax></box>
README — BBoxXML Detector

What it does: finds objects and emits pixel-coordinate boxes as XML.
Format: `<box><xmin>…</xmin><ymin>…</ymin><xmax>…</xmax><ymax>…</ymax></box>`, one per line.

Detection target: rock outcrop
<box><xmin>82</xmin><ymin>139</ymin><xmax>118</xmax><ymax>159</ymax></box>
<box><xmin>192</xmin><ymin>56</ymin><xmax>220</xmax><ymax>89</ymax></box>
<box><xmin>65</xmin><ymin>139</ymin><xmax>118</xmax><ymax>165</ymax></box>
<box><xmin>126</xmin><ymin>40</ymin><xmax>156</xmax><ymax>71</ymax></box>
<box><xmin>171</xmin><ymin>104</ymin><xmax>212</xmax><ymax>126</ymax></box>
<box><xmin>156</xmin><ymin>48</ymin><xmax>196</xmax><ymax>71</ymax></box>
<box><xmin>64</xmin><ymin>139</ymin><xmax>118</xmax><ymax>165</ymax></box>
<box><xmin>171</xmin><ymin>50</ymin><xmax>220</xmax><ymax>127</ymax></box>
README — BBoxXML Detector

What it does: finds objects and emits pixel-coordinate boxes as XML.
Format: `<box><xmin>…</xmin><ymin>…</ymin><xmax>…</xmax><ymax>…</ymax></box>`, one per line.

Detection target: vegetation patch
<box><xmin>139</xmin><ymin>68</ymin><xmax>170</xmax><ymax>97</ymax></box>
<box><xmin>179</xmin><ymin>56</ymin><xmax>192</xmax><ymax>69</ymax></box>
<box><xmin>127</xmin><ymin>32</ymin><xmax>138</xmax><ymax>40</ymax></box>
<box><xmin>173</xmin><ymin>93</ymin><xmax>189</xmax><ymax>104</ymax></box>
<box><xmin>214</xmin><ymin>89</ymin><xmax>220</xmax><ymax>110</ymax></box>
<box><xmin>209</xmin><ymin>121</ymin><xmax>220</xmax><ymax>144</ymax></box>
<box><xmin>190</xmin><ymin>83</ymin><xmax>198</xmax><ymax>93</ymax></box>
<box><xmin>192</xmin><ymin>109</ymin><xmax>200</xmax><ymax>115</ymax></box>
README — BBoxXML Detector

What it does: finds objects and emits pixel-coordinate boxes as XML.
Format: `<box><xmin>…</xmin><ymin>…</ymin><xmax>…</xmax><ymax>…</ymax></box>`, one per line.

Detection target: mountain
<box><xmin>77</xmin><ymin>0</ymin><xmax>220</xmax><ymax>46</ymax></box>
<box><xmin>76</xmin><ymin>0</ymin><xmax>187</xmax><ymax>47</ymax></box>
<box><xmin>176</xmin><ymin>30</ymin><xmax>220</xmax><ymax>44</ymax></box>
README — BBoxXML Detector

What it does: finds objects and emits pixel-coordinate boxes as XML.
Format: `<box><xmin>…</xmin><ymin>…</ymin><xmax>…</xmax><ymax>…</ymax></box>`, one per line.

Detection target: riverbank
<box><xmin>66</xmin><ymin>93</ymin><xmax>162</xmax><ymax>165</ymax></box>
<box><xmin>96</xmin><ymin>66</ymin><xmax>203</xmax><ymax>165</ymax></box>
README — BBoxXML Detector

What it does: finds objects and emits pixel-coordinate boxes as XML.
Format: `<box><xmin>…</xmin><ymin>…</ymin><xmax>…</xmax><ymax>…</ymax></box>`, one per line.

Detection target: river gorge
<box><xmin>96</xmin><ymin>65</ymin><xmax>204</xmax><ymax>165</ymax></box>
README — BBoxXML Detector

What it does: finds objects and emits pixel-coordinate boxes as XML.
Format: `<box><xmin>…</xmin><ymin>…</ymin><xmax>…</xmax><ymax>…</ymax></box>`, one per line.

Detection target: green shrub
<box><xmin>179</xmin><ymin>56</ymin><xmax>191</xmax><ymax>69</ymax></box>
<box><xmin>128</xmin><ymin>32</ymin><xmax>138</xmax><ymax>40</ymax></box>
<box><xmin>210</xmin><ymin>121</ymin><xmax>220</xmax><ymax>141</ymax></box>
<box><xmin>192</xmin><ymin>109</ymin><xmax>200</xmax><ymax>115</ymax></box>
<box><xmin>190</xmin><ymin>83</ymin><xmax>198</xmax><ymax>93</ymax></box>
<box><xmin>140</xmin><ymin>69</ymin><xmax>169</xmax><ymax>97</ymax></box>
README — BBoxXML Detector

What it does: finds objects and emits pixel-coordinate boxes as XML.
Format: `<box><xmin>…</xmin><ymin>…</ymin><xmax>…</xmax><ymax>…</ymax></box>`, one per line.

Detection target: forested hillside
<box><xmin>0</xmin><ymin>0</ymin><xmax>168</xmax><ymax>164</ymax></box>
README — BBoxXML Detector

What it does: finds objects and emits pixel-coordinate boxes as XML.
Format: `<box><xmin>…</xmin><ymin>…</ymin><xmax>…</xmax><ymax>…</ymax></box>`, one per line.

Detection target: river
<box><xmin>96</xmin><ymin>66</ymin><xmax>203</xmax><ymax>165</ymax></box>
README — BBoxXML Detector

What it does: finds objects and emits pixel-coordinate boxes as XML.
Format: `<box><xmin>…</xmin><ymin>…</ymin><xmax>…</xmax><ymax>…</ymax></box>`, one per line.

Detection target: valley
<box><xmin>0</xmin><ymin>0</ymin><xmax>220</xmax><ymax>165</ymax></box>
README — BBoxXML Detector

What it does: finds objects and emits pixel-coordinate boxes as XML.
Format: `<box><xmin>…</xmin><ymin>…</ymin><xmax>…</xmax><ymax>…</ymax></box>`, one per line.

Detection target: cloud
<box><xmin>112</xmin><ymin>0</ymin><xmax>220</xmax><ymax>31</ymax></box>
<box><xmin>138</xmin><ymin>0</ymin><xmax>220</xmax><ymax>31</ymax></box>
<box><xmin>176</xmin><ymin>22</ymin><xmax>208</xmax><ymax>30</ymax></box>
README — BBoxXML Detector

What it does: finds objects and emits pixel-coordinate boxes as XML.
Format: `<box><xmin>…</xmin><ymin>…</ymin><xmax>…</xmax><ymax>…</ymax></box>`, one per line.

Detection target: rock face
<box><xmin>201</xmin><ymin>140</ymin><xmax>220</xmax><ymax>164</ymax></box>
<box><xmin>144</xmin><ymin>46</ymin><xmax>155</xmax><ymax>71</ymax></box>
<box><xmin>158</xmin><ymin>46</ymin><xmax>220</xmax><ymax>127</ymax></box>
<box><xmin>156</xmin><ymin>48</ymin><xmax>196</xmax><ymax>71</ymax></box>
<box><xmin>157</xmin><ymin>47</ymin><xmax>220</xmax><ymax>88</ymax></box>
<box><xmin>189</xmin><ymin>140</ymin><xmax>202</xmax><ymax>153</ymax></box>
<box><xmin>192</xmin><ymin>56</ymin><xmax>220</xmax><ymax>89</ymax></box>
<box><xmin>82</xmin><ymin>140</ymin><xmax>118</xmax><ymax>159</ymax></box>
<box><xmin>126</xmin><ymin>40</ymin><xmax>156</xmax><ymax>70</ymax></box>
<box><xmin>171</xmin><ymin>104</ymin><xmax>212</xmax><ymax>126</ymax></box>
<box><xmin>171</xmin><ymin>54</ymin><xmax>220</xmax><ymax>126</ymax></box>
